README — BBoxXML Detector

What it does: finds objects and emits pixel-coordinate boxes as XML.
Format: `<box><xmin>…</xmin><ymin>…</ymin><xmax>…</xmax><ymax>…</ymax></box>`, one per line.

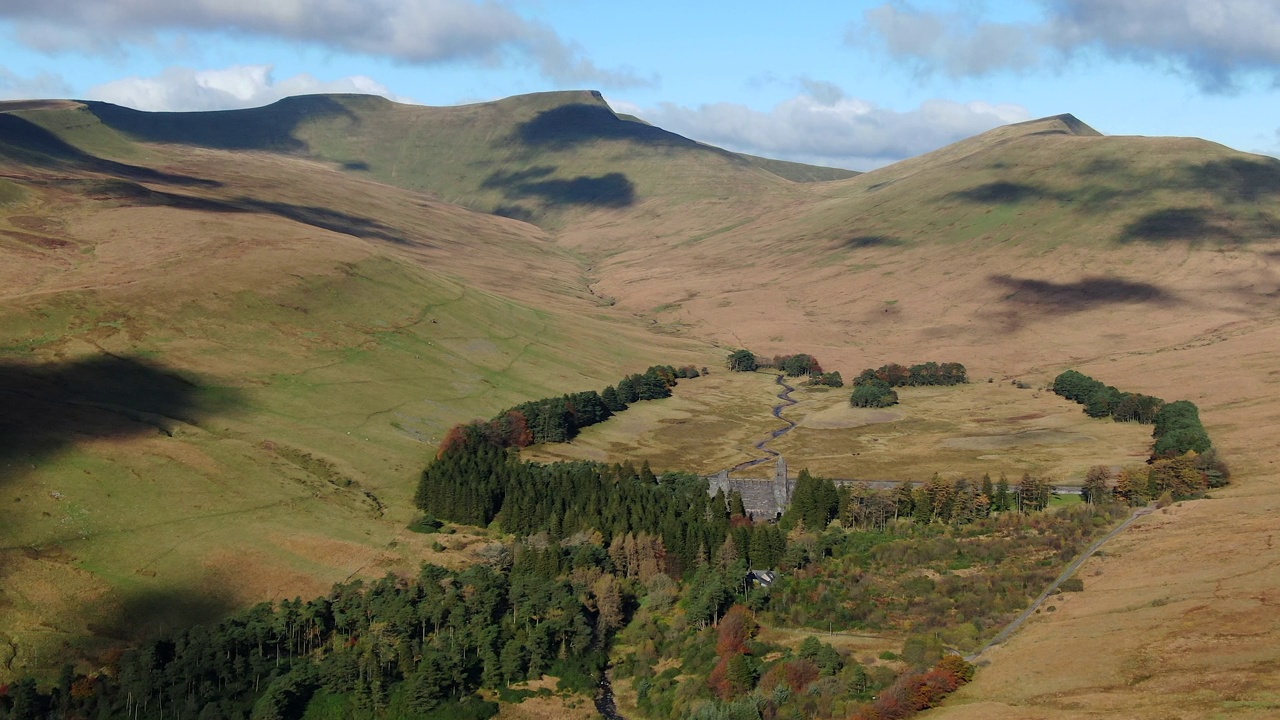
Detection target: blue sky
<box><xmin>1</xmin><ymin>0</ymin><xmax>1277</xmax><ymax>170</ymax></box>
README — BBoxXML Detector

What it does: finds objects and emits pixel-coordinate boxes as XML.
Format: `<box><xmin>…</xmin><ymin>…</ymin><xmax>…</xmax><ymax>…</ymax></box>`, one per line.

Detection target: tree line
<box><xmin>415</xmin><ymin>430</ymin><xmax>783</xmax><ymax>583</ymax></box>
<box><xmin>440</xmin><ymin>363</ymin><xmax>703</xmax><ymax>451</ymax></box>
<box><xmin>0</xmin><ymin>554</ymin><xmax>628</xmax><ymax>720</ymax></box>
<box><xmin>1052</xmin><ymin>369</ymin><xmax>1211</xmax><ymax>455</ymax></box>
<box><xmin>850</xmin><ymin>362</ymin><xmax>969</xmax><ymax>408</ymax></box>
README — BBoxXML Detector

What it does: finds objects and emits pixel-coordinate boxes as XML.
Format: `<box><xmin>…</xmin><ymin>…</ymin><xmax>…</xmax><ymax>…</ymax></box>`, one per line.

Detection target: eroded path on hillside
<box><xmin>966</xmin><ymin>504</ymin><xmax>1155</xmax><ymax>662</ymax></box>
<box><xmin>731</xmin><ymin>373</ymin><xmax>798</xmax><ymax>472</ymax></box>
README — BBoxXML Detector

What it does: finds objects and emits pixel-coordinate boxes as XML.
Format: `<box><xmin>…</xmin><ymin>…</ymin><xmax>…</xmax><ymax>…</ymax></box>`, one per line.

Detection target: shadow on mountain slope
<box><xmin>84</xmin><ymin>95</ymin><xmax>361</xmax><ymax>152</ymax></box>
<box><xmin>1120</xmin><ymin>207</ymin><xmax>1244</xmax><ymax>243</ymax></box>
<box><xmin>481</xmin><ymin>166</ymin><xmax>636</xmax><ymax>209</ymax></box>
<box><xmin>990</xmin><ymin>274</ymin><xmax>1176</xmax><ymax>312</ymax></box>
<box><xmin>0</xmin><ymin>354</ymin><xmax>242</xmax><ymax>485</ymax></box>
<box><xmin>515</xmin><ymin>103</ymin><xmax>699</xmax><ymax>150</ymax></box>
<box><xmin>0</xmin><ymin>114</ymin><xmax>219</xmax><ymax>187</ymax></box>
<box><xmin>76</xmin><ymin>179</ymin><xmax>413</xmax><ymax>244</ymax></box>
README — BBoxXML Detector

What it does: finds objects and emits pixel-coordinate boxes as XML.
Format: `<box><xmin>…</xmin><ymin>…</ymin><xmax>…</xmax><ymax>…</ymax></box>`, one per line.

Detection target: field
<box><xmin>524</xmin><ymin>370</ymin><xmax>1154</xmax><ymax>484</ymax></box>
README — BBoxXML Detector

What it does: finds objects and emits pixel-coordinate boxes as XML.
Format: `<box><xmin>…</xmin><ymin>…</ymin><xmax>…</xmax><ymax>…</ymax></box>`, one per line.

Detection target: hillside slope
<box><xmin>64</xmin><ymin>91</ymin><xmax>844</xmax><ymax>228</ymax></box>
<box><xmin>3</xmin><ymin>92</ymin><xmax>1280</xmax><ymax>717</ymax></box>
<box><xmin>0</xmin><ymin>99</ymin><xmax>713</xmax><ymax>672</ymax></box>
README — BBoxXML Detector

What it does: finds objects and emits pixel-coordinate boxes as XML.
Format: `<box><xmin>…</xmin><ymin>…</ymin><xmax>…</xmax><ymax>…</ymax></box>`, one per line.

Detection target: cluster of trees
<box><xmin>1052</xmin><ymin>370</ymin><xmax>1165</xmax><ymax>422</ymax></box>
<box><xmin>850</xmin><ymin>379</ymin><xmax>899</xmax><ymax>408</ymax></box>
<box><xmin>1051</xmin><ymin>370</ymin><xmax>1219</xmax><ymax>462</ymax></box>
<box><xmin>1093</xmin><ymin>451</ymin><xmax>1230</xmax><ymax>505</ymax></box>
<box><xmin>850</xmin><ymin>362</ymin><xmax>968</xmax><ymax>408</ymax></box>
<box><xmin>440</xmin><ymin>364</ymin><xmax>700</xmax><ymax>452</ymax></box>
<box><xmin>832</xmin><ymin>472</ymin><xmax>1053</xmax><ymax>533</ymax></box>
<box><xmin>0</xmin><ymin>555</ymin><xmax>630</xmax><ymax>720</ymax></box>
<box><xmin>726</xmin><ymin>349</ymin><xmax>758</xmax><ymax>372</ymax></box>
<box><xmin>769</xmin><ymin>354</ymin><xmax>823</xmax><ymax>377</ymax></box>
<box><xmin>851</xmin><ymin>655</ymin><xmax>974</xmax><ymax>720</ymax></box>
<box><xmin>763</xmin><ymin>503</ymin><xmax>1128</xmax><ymax>642</ymax></box>
<box><xmin>807</xmin><ymin>371</ymin><xmax>844</xmax><ymax>388</ymax></box>
<box><xmin>415</xmin><ymin>432</ymin><xmax>785</xmax><ymax>580</ymax></box>
<box><xmin>1152</xmin><ymin>400</ymin><xmax>1212</xmax><ymax>458</ymax></box>
<box><xmin>725</xmin><ymin>350</ymin><xmax>839</xmax><ymax>383</ymax></box>
<box><xmin>854</xmin><ymin>362</ymin><xmax>968</xmax><ymax>388</ymax></box>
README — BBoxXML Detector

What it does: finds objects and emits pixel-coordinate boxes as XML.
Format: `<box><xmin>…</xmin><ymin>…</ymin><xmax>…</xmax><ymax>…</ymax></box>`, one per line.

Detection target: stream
<box><xmin>595</xmin><ymin>668</ymin><xmax>625</xmax><ymax>720</ymax></box>
<box><xmin>731</xmin><ymin>373</ymin><xmax>799</xmax><ymax>472</ymax></box>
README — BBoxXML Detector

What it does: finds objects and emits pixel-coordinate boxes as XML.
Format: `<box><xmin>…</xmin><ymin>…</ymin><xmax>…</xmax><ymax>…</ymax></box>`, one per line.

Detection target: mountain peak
<box><xmin>1007</xmin><ymin>113</ymin><xmax>1101</xmax><ymax>137</ymax></box>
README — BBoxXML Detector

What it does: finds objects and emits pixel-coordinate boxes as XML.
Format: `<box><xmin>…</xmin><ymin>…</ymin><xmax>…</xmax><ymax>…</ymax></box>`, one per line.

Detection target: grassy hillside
<box><xmin>57</xmin><ymin>92</ymin><xmax>836</xmax><ymax>229</ymax></box>
<box><xmin>4</xmin><ymin>90</ymin><xmax>1280</xmax><ymax>718</ymax></box>
<box><xmin>0</xmin><ymin>101</ymin><xmax>713</xmax><ymax>675</ymax></box>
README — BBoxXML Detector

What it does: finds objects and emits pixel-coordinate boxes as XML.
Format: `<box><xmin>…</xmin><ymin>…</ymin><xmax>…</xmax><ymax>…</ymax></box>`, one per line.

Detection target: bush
<box><xmin>409</xmin><ymin>516</ymin><xmax>444</xmax><ymax>534</ymax></box>
<box><xmin>851</xmin><ymin>380</ymin><xmax>898</xmax><ymax>408</ymax></box>
<box><xmin>1058</xmin><ymin>577</ymin><xmax>1084</xmax><ymax>592</ymax></box>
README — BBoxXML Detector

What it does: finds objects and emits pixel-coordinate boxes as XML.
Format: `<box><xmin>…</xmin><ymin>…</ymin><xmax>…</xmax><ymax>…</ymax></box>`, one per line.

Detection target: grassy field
<box><xmin>524</xmin><ymin>371</ymin><xmax>1153</xmax><ymax>484</ymax></box>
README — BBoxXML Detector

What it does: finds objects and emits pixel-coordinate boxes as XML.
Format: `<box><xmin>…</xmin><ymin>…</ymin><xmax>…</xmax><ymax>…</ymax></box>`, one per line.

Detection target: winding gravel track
<box><xmin>965</xmin><ymin>504</ymin><xmax>1155</xmax><ymax>662</ymax></box>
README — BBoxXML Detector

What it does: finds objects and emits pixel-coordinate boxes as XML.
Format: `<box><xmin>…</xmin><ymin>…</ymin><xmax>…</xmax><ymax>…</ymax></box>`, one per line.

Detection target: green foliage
<box><xmin>407</xmin><ymin>515</ymin><xmax>444</xmax><ymax>534</ymax></box>
<box><xmin>1053</xmin><ymin>370</ymin><xmax>1218</xmax><ymax>467</ymax></box>
<box><xmin>726</xmin><ymin>349</ymin><xmax>759</xmax><ymax>372</ymax></box>
<box><xmin>417</xmin><ymin>437</ymin><xmax>747</xmax><ymax>574</ymax></box>
<box><xmin>760</xmin><ymin>503</ymin><xmax>1127</xmax><ymax>640</ymax></box>
<box><xmin>775</xmin><ymin>353</ymin><xmax>822</xmax><ymax>377</ymax></box>
<box><xmin>10</xmin><ymin>551</ymin><xmax>613</xmax><ymax>720</ymax></box>
<box><xmin>854</xmin><ymin>362</ymin><xmax>967</xmax><ymax>388</ymax></box>
<box><xmin>850</xmin><ymin>379</ymin><xmax>898</xmax><ymax>408</ymax></box>
<box><xmin>1152</xmin><ymin>400</ymin><xmax>1212</xmax><ymax>456</ymax></box>
<box><xmin>785</xmin><ymin>470</ymin><xmax>840</xmax><ymax>531</ymax></box>
<box><xmin>808</xmin><ymin>371</ymin><xmax>844</xmax><ymax>388</ymax></box>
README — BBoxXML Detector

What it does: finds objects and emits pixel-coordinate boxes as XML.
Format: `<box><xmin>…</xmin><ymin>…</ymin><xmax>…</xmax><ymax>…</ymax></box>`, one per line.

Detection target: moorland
<box><xmin>1</xmin><ymin>90</ymin><xmax>1278</xmax><ymax>719</ymax></box>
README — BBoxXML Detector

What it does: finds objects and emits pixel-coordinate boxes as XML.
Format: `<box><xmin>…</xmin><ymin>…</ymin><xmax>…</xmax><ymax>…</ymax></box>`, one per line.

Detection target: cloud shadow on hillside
<box><xmin>78</xmin><ymin>179</ymin><xmax>414</xmax><ymax>244</ymax></box>
<box><xmin>1188</xmin><ymin>158</ymin><xmax>1280</xmax><ymax>202</ymax></box>
<box><xmin>85</xmin><ymin>95</ymin><xmax>359</xmax><ymax>153</ymax></box>
<box><xmin>840</xmin><ymin>235</ymin><xmax>904</xmax><ymax>249</ymax></box>
<box><xmin>985</xmin><ymin>274</ymin><xmax>1179</xmax><ymax>333</ymax></box>
<box><xmin>0</xmin><ymin>354</ymin><xmax>242</xmax><ymax>485</ymax></box>
<box><xmin>0</xmin><ymin>114</ymin><xmax>219</xmax><ymax>188</ymax></box>
<box><xmin>948</xmin><ymin>181</ymin><xmax>1048</xmax><ymax>204</ymax></box>
<box><xmin>86</xmin><ymin>582</ymin><xmax>241</xmax><ymax>644</ymax></box>
<box><xmin>481</xmin><ymin>166</ymin><xmax>636</xmax><ymax>209</ymax></box>
<box><xmin>1120</xmin><ymin>207</ymin><xmax>1242</xmax><ymax>243</ymax></box>
<box><xmin>990</xmin><ymin>274</ymin><xmax>1174</xmax><ymax>310</ymax></box>
<box><xmin>515</xmin><ymin>104</ymin><xmax>696</xmax><ymax>150</ymax></box>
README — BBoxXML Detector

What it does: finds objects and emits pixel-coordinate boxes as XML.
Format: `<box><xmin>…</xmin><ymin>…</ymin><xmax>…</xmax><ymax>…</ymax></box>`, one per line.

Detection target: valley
<box><xmin>1</xmin><ymin>91</ymin><xmax>1278</xmax><ymax>719</ymax></box>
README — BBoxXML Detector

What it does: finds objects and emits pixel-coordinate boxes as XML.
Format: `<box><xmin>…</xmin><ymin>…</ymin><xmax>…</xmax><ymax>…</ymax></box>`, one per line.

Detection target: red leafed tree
<box><xmin>716</xmin><ymin>605</ymin><xmax>754</xmax><ymax>657</ymax></box>
<box><xmin>436</xmin><ymin>423</ymin><xmax>473</xmax><ymax>458</ymax></box>
<box><xmin>784</xmin><ymin>659</ymin><xmax>820</xmax><ymax>693</ymax></box>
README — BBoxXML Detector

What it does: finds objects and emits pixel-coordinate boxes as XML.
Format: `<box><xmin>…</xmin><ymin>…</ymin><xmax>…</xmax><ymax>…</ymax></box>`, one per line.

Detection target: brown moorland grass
<box><xmin>524</xmin><ymin>370</ymin><xmax>1153</xmax><ymax>484</ymax></box>
<box><xmin>4</xmin><ymin>94</ymin><xmax>1280</xmax><ymax>718</ymax></box>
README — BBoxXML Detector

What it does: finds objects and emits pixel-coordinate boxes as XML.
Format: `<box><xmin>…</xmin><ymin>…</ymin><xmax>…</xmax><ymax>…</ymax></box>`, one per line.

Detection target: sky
<box><xmin>0</xmin><ymin>0</ymin><xmax>1278</xmax><ymax>170</ymax></box>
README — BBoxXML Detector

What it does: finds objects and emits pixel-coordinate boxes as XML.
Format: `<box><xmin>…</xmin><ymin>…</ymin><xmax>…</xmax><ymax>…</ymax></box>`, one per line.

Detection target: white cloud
<box><xmin>1049</xmin><ymin>0</ymin><xmax>1280</xmax><ymax>91</ymax></box>
<box><xmin>0</xmin><ymin>0</ymin><xmax>650</xmax><ymax>88</ymax></box>
<box><xmin>851</xmin><ymin>4</ymin><xmax>1047</xmax><ymax>78</ymax></box>
<box><xmin>86</xmin><ymin>64</ymin><xmax>414</xmax><ymax>112</ymax></box>
<box><xmin>614</xmin><ymin>91</ymin><xmax>1030</xmax><ymax>171</ymax></box>
<box><xmin>0</xmin><ymin>66</ymin><xmax>71</xmax><ymax>100</ymax></box>
<box><xmin>854</xmin><ymin>0</ymin><xmax>1280</xmax><ymax>92</ymax></box>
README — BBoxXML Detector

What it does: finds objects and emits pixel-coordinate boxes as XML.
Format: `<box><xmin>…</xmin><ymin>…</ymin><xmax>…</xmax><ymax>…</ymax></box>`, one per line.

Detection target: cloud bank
<box><xmin>0</xmin><ymin>0</ymin><xmax>648</xmax><ymax>88</ymax></box>
<box><xmin>0</xmin><ymin>66</ymin><xmax>70</xmax><ymax>100</ymax></box>
<box><xmin>853</xmin><ymin>0</ymin><xmax>1280</xmax><ymax>92</ymax></box>
<box><xmin>616</xmin><ymin>89</ymin><xmax>1030</xmax><ymax>171</ymax></box>
<box><xmin>86</xmin><ymin>65</ymin><xmax>412</xmax><ymax>112</ymax></box>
